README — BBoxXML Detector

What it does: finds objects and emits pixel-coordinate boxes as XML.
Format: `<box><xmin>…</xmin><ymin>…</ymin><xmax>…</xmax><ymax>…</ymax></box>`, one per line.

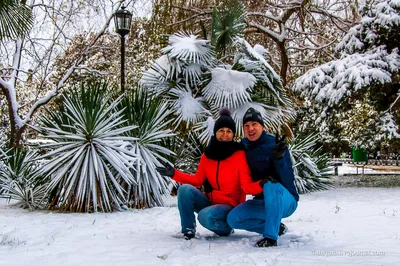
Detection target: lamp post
<box><xmin>113</xmin><ymin>5</ymin><xmax>132</xmax><ymax>93</ymax></box>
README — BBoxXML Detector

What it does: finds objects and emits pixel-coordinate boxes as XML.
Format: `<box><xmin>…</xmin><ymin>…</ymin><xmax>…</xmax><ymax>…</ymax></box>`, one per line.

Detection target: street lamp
<box><xmin>114</xmin><ymin>5</ymin><xmax>132</xmax><ymax>93</ymax></box>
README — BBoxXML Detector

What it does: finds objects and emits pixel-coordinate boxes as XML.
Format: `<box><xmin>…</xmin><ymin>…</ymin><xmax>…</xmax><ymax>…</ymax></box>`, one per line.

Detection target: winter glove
<box><xmin>156</xmin><ymin>162</ymin><xmax>175</xmax><ymax>178</ymax></box>
<box><xmin>259</xmin><ymin>176</ymin><xmax>277</xmax><ymax>188</ymax></box>
<box><xmin>271</xmin><ymin>133</ymin><xmax>287</xmax><ymax>160</ymax></box>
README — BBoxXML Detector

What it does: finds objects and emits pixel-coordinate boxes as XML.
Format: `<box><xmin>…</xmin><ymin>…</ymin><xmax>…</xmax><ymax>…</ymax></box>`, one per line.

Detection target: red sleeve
<box><xmin>172</xmin><ymin>154</ymin><xmax>207</xmax><ymax>187</ymax></box>
<box><xmin>237</xmin><ymin>151</ymin><xmax>263</xmax><ymax>195</ymax></box>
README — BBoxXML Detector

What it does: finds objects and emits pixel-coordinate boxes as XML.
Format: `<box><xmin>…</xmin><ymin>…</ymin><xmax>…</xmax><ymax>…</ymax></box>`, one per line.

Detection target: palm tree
<box><xmin>0</xmin><ymin>0</ymin><xmax>33</xmax><ymax>41</ymax></box>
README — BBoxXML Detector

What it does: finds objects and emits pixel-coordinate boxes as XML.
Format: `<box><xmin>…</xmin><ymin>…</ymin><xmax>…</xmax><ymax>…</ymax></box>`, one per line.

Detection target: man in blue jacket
<box><xmin>227</xmin><ymin>107</ymin><xmax>299</xmax><ymax>247</ymax></box>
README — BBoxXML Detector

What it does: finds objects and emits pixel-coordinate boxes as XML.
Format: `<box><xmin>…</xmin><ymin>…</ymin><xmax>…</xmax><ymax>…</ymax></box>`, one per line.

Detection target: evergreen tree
<box><xmin>293</xmin><ymin>0</ymin><xmax>400</xmax><ymax>150</ymax></box>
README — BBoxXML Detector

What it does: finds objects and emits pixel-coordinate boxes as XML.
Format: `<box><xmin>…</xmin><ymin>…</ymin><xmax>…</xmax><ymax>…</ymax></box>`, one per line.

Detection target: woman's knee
<box><xmin>197</xmin><ymin>209</ymin><xmax>212</xmax><ymax>228</ymax></box>
<box><xmin>177</xmin><ymin>184</ymin><xmax>195</xmax><ymax>200</ymax></box>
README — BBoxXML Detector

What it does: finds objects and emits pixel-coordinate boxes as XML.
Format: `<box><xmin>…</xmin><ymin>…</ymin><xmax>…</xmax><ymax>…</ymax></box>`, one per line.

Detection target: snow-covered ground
<box><xmin>1</xmin><ymin>166</ymin><xmax>399</xmax><ymax>266</ymax></box>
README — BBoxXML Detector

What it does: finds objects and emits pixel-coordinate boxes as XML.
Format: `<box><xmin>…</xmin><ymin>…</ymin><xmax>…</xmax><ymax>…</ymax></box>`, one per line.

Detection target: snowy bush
<box><xmin>0</xmin><ymin>148</ymin><xmax>47</xmax><ymax>210</ymax></box>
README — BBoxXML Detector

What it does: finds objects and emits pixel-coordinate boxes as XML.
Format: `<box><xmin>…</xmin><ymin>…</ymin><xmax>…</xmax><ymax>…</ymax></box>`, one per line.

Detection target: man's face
<box><xmin>243</xmin><ymin>121</ymin><xmax>264</xmax><ymax>141</ymax></box>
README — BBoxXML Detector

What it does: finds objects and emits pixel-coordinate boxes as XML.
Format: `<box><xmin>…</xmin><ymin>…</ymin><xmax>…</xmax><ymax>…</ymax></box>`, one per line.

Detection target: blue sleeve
<box><xmin>273</xmin><ymin>147</ymin><xmax>294</xmax><ymax>184</ymax></box>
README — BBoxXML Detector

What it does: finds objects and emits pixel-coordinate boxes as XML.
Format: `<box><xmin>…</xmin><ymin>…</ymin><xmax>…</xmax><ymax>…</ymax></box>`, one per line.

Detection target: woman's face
<box><xmin>216</xmin><ymin>127</ymin><xmax>234</xmax><ymax>142</ymax></box>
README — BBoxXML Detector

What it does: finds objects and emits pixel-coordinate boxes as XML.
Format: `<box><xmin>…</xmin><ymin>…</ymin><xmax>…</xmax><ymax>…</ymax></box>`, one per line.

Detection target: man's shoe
<box><xmin>183</xmin><ymin>232</ymin><xmax>195</xmax><ymax>240</ymax></box>
<box><xmin>279</xmin><ymin>223</ymin><xmax>288</xmax><ymax>236</ymax></box>
<box><xmin>255</xmin><ymin>237</ymin><xmax>277</xmax><ymax>247</ymax></box>
<box><xmin>217</xmin><ymin>229</ymin><xmax>234</xmax><ymax>237</ymax></box>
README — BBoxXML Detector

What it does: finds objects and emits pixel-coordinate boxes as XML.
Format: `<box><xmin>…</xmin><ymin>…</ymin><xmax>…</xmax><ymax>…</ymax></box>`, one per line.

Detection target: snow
<box><xmin>169</xmin><ymin>87</ymin><xmax>207</xmax><ymax>127</ymax></box>
<box><xmin>161</xmin><ymin>32</ymin><xmax>214</xmax><ymax>66</ymax></box>
<box><xmin>202</xmin><ymin>68</ymin><xmax>256</xmax><ymax>110</ymax></box>
<box><xmin>293</xmin><ymin>47</ymin><xmax>400</xmax><ymax>107</ymax></box>
<box><xmin>1</xmin><ymin>166</ymin><xmax>399</xmax><ymax>265</ymax></box>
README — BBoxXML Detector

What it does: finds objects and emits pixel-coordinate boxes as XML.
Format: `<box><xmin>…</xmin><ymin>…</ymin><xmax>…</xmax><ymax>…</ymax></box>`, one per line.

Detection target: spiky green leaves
<box><xmin>0</xmin><ymin>148</ymin><xmax>46</xmax><ymax>210</ymax></box>
<box><xmin>117</xmin><ymin>89</ymin><xmax>175</xmax><ymax>208</ymax></box>
<box><xmin>289</xmin><ymin>133</ymin><xmax>333</xmax><ymax>193</ymax></box>
<box><xmin>211</xmin><ymin>0</ymin><xmax>246</xmax><ymax>55</ymax></box>
<box><xmin>0</xmin><ymin>0</ymin><xmax>33</xmax><ymax>41</ymax></box>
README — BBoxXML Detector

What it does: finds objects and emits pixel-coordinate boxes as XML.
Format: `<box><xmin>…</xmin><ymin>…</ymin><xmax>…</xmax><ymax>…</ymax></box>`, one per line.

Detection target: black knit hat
<box><xmin>242</xmin><ymin>107</ymin><xmax>264</xmax><ymax>127</ymax></box>
<box><xmin>213</xmin><ymin>108</ymin><xmax>236</xmax><ymax>136</ymax></box>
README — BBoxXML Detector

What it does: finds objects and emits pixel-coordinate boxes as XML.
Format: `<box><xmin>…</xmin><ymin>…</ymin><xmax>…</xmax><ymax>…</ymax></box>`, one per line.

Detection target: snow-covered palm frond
<box><xmin>235</xmin><ymin>37</ymin><xmax>280</xmax><ymax>82</ymax></box>
<box><xmin>140</xmin><ymin>55</ymin><xmax>171</xmax><ymax>95</ymax></box>
<box><xmin>289</xmin><ymin>133</ymin><xmax>333</xmax><ymax>194</ymax></box>
<box><xmin>202</xmin><ymin>67</ymin><xmax>256</xmax><ymax>110</ymax></box>
<box><xmin>234</xmin><ymin>38</ymin><xmax>292</xmax><ymax>108</ymax></box>
<box><xmin>194</xmin><ymin>116</ymin><xmax>216</xmax><ymax>144</ymax></box>
<box><xmin>36</xmin><ymin>82</ymin><xmax>138</xmax><ymax>212</ymax></box>
<box><xmin>182</xmin><ymin>63</ymin><xmax>204</xmax><ymax>86</ymax></box>
<box><xmin>117</xmin><ymin>89</ymin><xmax>176</xmax><ymax>208</ymax></box>
<box><xmin>161</xmin><ymin>31</ymin><xmax>215</xmax><ymax>67</ymax></box>
<box><xmin>169</xmin><ymin>85</ymin><xmax>209</xmax><ymax>128</ymax></box>
<box><xmin>0</xmin><ymin>148</ymin><xmax>47</xmax><ymax>210</ymax></box>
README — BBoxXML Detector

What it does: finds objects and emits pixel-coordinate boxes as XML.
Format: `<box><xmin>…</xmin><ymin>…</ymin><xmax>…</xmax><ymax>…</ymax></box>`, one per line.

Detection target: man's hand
<box><xmin>156</xmin><ymin>162</ymin><xmax>175</xmax><ymax>177</ymax></box>
<box><xmin>259</xmin><ymin>176</ymin><xmax>277</xmax><ymax>187</ymax></box>
<box><xmin>272</xmin><ymin>133</ymin><xmax>287</xmax><ymax>160</ymax></box>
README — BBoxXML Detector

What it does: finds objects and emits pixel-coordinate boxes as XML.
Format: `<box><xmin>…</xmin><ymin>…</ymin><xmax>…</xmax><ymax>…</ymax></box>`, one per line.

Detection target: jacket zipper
<box><xmin>216</xmin><ymin>161</ymin><xmax>221</xmax><ymax>190</ymax></box>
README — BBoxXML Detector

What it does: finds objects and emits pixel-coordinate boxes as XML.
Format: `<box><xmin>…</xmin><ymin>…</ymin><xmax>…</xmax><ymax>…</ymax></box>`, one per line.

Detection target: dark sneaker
<box><xmin>255</xmin><ymin>237</ymin><xmax>277</xmax><ymax>247</ymax></box>
<box><xmin>279</xmin><ymin>223</ymin><xmax>288</xmax><ymax>236</ymax></box>
<box><xmin>183</xmin><ymin>232</ymin><xmax>195</xmax><ymax>240</ymax></box>
<box><xmin>217</xmin><ymin>229</ymin><xmax>234</xmax><ymax>237</ymax></box>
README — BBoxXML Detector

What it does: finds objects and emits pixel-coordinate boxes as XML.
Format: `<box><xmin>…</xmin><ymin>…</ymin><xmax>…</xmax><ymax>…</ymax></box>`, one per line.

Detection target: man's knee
<box><xmin>227</xmin><ymin>208</ymin><xmax>240</xmax><ymax>228</ymax></box>
<box><xmin>263</xmin><ymin>182</ymin><xmax>282</xmax><ymax>203</ymax></box>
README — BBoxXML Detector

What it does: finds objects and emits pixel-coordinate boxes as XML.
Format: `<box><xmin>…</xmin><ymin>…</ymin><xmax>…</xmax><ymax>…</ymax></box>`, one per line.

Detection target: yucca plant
<box><xmin>35</xmin><ymin>81</ymin><xmax>138</xmax><ymax>212</ymax></box>
<box><xmin>0</xmin><ymin>147</ymin><xmax>47</xmax><ymax>210</ymax></box>
<box><xmin>117</xmin><ymin>88</ymin><xmax>176</xmax><ymax>208</ymax></box>
<box><xmin>290</xmin><ymin>133</ymin><xmax>334</xmax><ymax>193</ymax></box>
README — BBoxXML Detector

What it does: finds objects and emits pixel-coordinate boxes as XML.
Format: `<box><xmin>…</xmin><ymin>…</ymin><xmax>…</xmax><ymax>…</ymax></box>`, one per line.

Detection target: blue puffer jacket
<box><xmin>241</xmin><ymin>131</ymin><xmax>299</xmax><ymax>201</ymax></box>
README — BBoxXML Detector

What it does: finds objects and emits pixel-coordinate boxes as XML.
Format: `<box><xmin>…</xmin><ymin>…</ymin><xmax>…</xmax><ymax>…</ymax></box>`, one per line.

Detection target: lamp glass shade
<box><xmin>114</xmin><ymin>7</ymin><xmax>132</xmax><ymax>36</ymax></box>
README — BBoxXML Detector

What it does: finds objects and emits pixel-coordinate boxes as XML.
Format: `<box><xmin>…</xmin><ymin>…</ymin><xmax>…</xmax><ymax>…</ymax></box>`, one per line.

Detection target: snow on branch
<box><xmin>293</xmin><ymin>46</ymin><xmax>400</xmax><ymax>107</ymax></box>
<box><xmin>336</xmin><ymin>0</ymin><xmax>400</xmax><ymax>54</ymax></box>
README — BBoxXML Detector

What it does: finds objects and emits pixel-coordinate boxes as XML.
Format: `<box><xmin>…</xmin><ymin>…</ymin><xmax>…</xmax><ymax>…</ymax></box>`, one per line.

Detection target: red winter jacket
<box><xmin>172</xmin><ymin>150</ymin><xmax>262</xmax><ymax>207</ymax></box>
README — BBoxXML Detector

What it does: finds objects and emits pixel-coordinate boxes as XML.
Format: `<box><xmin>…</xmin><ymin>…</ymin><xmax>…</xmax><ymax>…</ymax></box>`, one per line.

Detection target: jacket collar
<box><xmin>242</xmin><ymin>131</ymin><xmax>267</xmax><ymax>149</ymax></box>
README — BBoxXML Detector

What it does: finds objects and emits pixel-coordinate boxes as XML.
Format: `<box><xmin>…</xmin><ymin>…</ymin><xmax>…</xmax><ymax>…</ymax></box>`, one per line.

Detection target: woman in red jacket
<box><xmin>156</xmin><ymin>108</ymin><xmax>262</xmax><ymax>240</ymax></box>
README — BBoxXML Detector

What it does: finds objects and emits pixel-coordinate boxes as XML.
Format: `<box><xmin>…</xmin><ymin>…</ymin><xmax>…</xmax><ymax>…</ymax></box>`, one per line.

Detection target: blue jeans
<box><xmin>177</xmin><ymin>184</ymin><xmax>233</xmax><ymax>236</ymax></box>
<box><xmin>227</xmin><ymin>181</ymin><xmax>298</xmax><ymax>240</ymax></box>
